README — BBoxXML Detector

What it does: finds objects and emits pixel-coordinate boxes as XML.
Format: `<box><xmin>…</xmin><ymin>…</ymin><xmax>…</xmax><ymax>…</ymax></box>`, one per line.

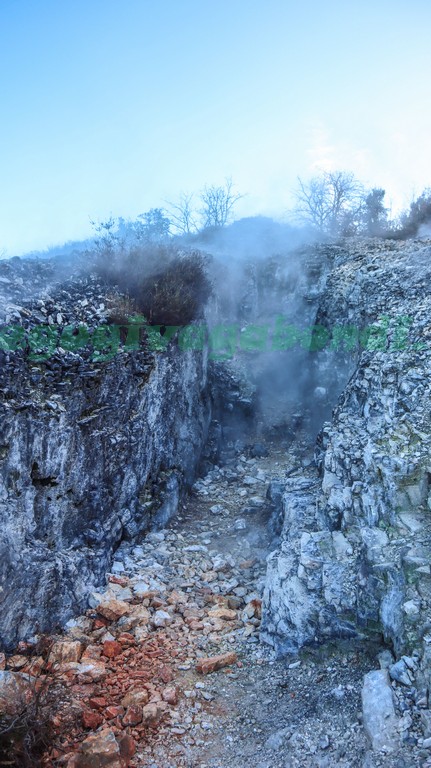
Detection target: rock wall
<box><xmin>0</xmin><ymin>262</ymin><xmax>211</xmax><ymax>649</ymax></box>
<box><xmin>262</xmin><ymin>239</ymin><xmax>431</xmax><ymax>663</ymax></box>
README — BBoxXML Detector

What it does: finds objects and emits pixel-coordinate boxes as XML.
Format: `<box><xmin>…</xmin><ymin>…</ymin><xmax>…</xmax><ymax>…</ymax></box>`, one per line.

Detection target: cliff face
<box><xmin>261</xmin><ymin>238</ymin><xmax>431</xmax><ymax>663</ymax></box>
<box><xmin>0</xmin><ymin>259</ymin><xmax>211</xmax><ymax>649</ymax></box>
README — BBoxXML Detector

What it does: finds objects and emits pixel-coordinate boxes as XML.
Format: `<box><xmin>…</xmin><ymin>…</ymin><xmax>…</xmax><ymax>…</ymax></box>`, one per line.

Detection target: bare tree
<box><xmin>166</xmin><ymin>192</ymin><xmax>197</xmax><ymax>235</ymax></box>
<box><xmin>295</xmin><ymin>170</ymin><xmax>364</xmax><ymax>236</ymax></box>
<box><xmin>199</xmin><ymin>177</ymin><xmax>243</xmax><ymax>229</ymax></box>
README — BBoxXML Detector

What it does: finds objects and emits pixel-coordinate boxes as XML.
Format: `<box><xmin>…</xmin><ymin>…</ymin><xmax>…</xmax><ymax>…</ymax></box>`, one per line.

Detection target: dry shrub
<box><xmin>96</xmin><ymin>244</ymin><xmax>212</xmax><ymax>326</ymax></box>
<box><xmin>0</xmin><ymin>641</ymin><xmax>77</xmax><ymax>767</ymax></box>
<box><xmin>105</xmin><ymin>292</ymin><xmax>139</xmax><ymax>325</ymax></box>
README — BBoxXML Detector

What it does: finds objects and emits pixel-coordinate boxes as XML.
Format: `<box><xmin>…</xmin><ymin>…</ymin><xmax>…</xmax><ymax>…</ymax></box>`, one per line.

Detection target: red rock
<box><xmin>116</xmin><ymin>633</ymin><xmax>135</xmax><ymax>645</ymax></box>
<box><xmin>196</xmin><ymin>652</ymin><xmax>238</xmax><ymax>675</ymax></box>
<box><xmin>93</xmin><ymin>618</ymin><xmax>110</xmax><ymax>630</ymax></box>
<box><xmin>122</xmin><ymin>705</ymin><xmax>142</xmax><ymax>726</ymax></box>
<box><xmin>162</xmin><ymin>686</ymin><xmax>178</xmax><ymax>705</ymax></box>
<box><xmin>82</xmin><ymin>645</ymin><xmax>102</xmax><ymax>660</ymax></box>
<box><xmin>188</xmin><ymin>620</ymin><xmax>204</xmax><ymax>630</ymax></box>
<box><xmin>250</xmin><ymin>598</ymin><xmax>262</xmax><ymax>619</ymax></box>
<box><xmin>82</xmin><ymin>709</ymin><xmax>103</xmax><ymax>729</ymax></box>
<box><xmin>158</xmin><ymin>665</ymin><xmax>174</xmax><ymax>683</ymax></box>
<box><xmin>167</xmin><ymin>590</ymin><xmax>186</xmax><ymax>605</ymax></box>
<box><xmin>108</xmin><ymin>575</ymin><xmax>129</xmax><ymax>587</ymax></box>
<box><xmin>118</xmin><ymin>734</ymin><xmax>136</xmax><ymax>761</ymax></box>
<box><xmin>96</xmin><ymin>599</ymin><xmax>130</xmax><ymax>622</ymax></box>
<box><xmin>103</xmin><ymin>641</ymin><xmax>122</xmax><ymax>659</ymax></box>
<box><xmin>106</xmin><ymin>705</ymin><xmax>125</xmax><ymax>719</ymax></box>
<box><xmin>89</xmin><ymin>696</ymin><xmax>107</xmax><ymax>710</ymax></box>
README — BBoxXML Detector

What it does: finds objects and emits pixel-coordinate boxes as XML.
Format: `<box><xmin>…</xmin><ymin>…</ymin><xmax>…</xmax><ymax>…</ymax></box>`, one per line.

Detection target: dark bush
<box><xmin>133</xmin><ymin>251</ymin><xmax>212</xmax><ymax>325</ymax></box>
<box><xmin>96</xmin><ymin>243</ymin><xmax>212</xmax><ymax>326</ymax></box>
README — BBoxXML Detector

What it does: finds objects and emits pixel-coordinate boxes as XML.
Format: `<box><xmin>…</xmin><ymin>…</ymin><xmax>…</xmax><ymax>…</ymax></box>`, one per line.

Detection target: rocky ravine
<box><xmin>0</xmin><ymin>435</ymin><xmax>428</xmax><ymax>767</ymax></box>
<box><xmin>2</xmin><ymin>238</ymin><xmax>431</xmax><ymax>766</ymax></box>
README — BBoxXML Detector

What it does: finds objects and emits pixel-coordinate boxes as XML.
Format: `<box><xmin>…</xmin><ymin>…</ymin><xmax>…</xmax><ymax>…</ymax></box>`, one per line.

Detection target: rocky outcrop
<box><xmin>0</xmin><ymin>258</ymin><xmax>211</xmax><ymax>650</ymax></box>
<box><xmin>262</xmin><ymin>238</ymin><xmax>431</xmax><ymax>664</ymax></box>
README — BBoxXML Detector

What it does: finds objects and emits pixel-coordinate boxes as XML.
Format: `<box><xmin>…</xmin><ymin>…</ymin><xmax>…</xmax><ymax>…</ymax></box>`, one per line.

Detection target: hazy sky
<box><xmin>1</xmin><ymin>0</ymin><xmax>430</xmax><ymax>255</ymax></box>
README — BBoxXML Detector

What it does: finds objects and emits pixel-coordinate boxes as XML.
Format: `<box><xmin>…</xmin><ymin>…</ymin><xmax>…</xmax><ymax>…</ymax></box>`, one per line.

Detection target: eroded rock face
<box><xmin>0</xmin><ymin>258</ymin><xmax>211</xmax><ymax>650</ymax></box>
<box><xmin>262</xmin><ymin>238</ymin><xmax>431</xmax><ymax>662</ymax></box>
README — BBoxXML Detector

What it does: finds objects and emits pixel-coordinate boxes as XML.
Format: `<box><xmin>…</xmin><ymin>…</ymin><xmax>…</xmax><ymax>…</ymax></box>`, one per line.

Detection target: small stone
<box><xmin>105</xmin><ymin>705</ymin><xmax>125</xmax><ymax>719</ymax></box>
<box><xmin>82</xmin><ymin>709</ymin><xmax>103</xmax><ymax>729</ymax></box>
<box><xmin>118</xmin><ymin>734</ymin><xmax>136</xmax><ymax>762</ymax></box>
<box><xmin>264</xmin><ymin>728</ymin><xmax>291</xmax><ymax>750</ymax></box>
<box><xmin>142</xmin><ymin>702</ymin><xmax>164</xmax><ymax>723</ymax></box>
<box><xmin>152</xmin><ymin>610</ymin><xmax>172</xmax><ymax>628</ymax></box>
<box><xmin>81</xmin><ymin>645</ymin><xmax>102</xmax><ymax>661</ymax></box>
<box><xmin>75</xmin><ymin>727</ymin><xmax>122</xmax><ymax>767</ymax></box>
<box><xmin>95</xmin><ymin>598</ymin><xmax>130</xmax><ymax>622</ymax></box>
<box><xmin>122</xmin><ymin>705</ymin><xmax>143</xmax><ymax>726</ymax></box>
<box><xmin>0</xmin><ymin>654</ymin><xmax>5</xmax><ymax>671</ymax></box>
<box><xmin>49</xmin><ymin>640</ymin><xmax>83</xmax><ymax>665</ymax></box>
<box><xmin>389</xmin><ymin>659</ymin><xmax>413</xmax><ymax>686</ymax></box>
<box><xmin>89</xmin><ymin>696</ymin><xmax>107</xmax><ymax>710</ymax></box>
<box><xmin>121</xmin><ymin>689</ymin><xmax>149</xmax><ymax>708</ymax></box>
<box><xmin>288</xmin><ymin>660</ymin><xmax>301</xmax><ymax>669</ymax></box>
<box><xmin>403</xmin><ymin>600</ymin><xmax>420</xmax><ymax>617</ymax></box>
<box><xmin>196</xmin><ymin>652</ymin><xmax>238</xmax><ymax>675</ymax></box>
<box><xmin>319</xmin><ymin>735</ymin><xmax>330</xmax><ymax>749</ymax></box>
<box><xmin>162</xmin><ymin>686</ymin><xmax>178</xmax><ymax>704</ymax></box>
<box><xmin>132</xmin><ymin>582</ymin><xmax>151</xmax><ymax>596</ymax></box>
<box><xmin>377</xmin><ymin>650</ymin><xmax>394</xmax><ymax>669</ymax></box>
<box><xmin>102</xmin><ymin>640</ymin><xmax>122</xmax><ymax>659</ymax></box>
<box><xmin>362</xmin><ymin>670</ymin><xmax>399</xmax><ymax>752</ymax></box>
<box><xmin>0</xmin><ymin>671</ymin><xmax>31</xmax><ymax>716</ymax></box>
<box><xmin>75</xmin><ymin>660</ymin><xmax>107</xmax><ymax>682</ymax></box>
<box><xmin>208</xmin><ymin>607</ymin><xmax>237</xmax><ymax>621</ymax></box>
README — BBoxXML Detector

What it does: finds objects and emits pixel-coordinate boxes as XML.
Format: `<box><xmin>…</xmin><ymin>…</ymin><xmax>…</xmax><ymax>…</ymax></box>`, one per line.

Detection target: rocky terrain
<box><xmin>1</xmin><ymin>435</ymin><xmax>429</xmax><ymax>767</ymax></box>
<box><xmin>1</xmin><ymin>236</ymin><xmax>431</xmax><ymax>766</ymax></box>
<box><xmin>0</xmin><ymin>255</ymin><xmax>211</xmax><ymax>649</ymax></box>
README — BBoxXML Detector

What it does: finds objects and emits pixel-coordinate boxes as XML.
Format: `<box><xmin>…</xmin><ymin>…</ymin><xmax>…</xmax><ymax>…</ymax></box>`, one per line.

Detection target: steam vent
<box><xmin>1</xmin><ymin>236</ymin><xmax>431</xmax><ymax>766</ymax></box>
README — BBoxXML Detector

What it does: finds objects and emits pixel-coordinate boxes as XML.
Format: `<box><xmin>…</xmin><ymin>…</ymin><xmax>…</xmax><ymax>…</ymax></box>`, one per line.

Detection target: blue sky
<box><xmin>0</xmin><ymin>0</ymin><xmax>430</xmax><ymax>255</ymax></box>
